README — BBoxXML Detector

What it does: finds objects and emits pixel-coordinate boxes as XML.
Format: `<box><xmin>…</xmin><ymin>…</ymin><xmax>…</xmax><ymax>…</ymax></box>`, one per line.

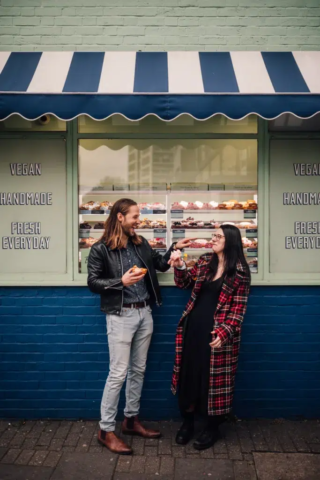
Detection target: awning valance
<box><xmin>0</xmin><ymin>51</ymin><xmax>320</xmax><ymax>121</ymax></box>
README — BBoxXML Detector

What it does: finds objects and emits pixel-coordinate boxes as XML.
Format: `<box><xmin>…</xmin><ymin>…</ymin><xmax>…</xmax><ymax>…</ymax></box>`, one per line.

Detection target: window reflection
<box><xmin>79</xmin><ymin>140</ymin><xmax>257</xmax><ymax>188</ymax></box>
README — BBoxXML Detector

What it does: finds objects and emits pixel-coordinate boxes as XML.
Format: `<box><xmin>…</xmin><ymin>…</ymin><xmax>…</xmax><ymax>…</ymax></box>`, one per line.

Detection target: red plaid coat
<box><xmin>172</xmin><ymin>253</ymin><xmax>251</xmax><ymax>416</ymax></box>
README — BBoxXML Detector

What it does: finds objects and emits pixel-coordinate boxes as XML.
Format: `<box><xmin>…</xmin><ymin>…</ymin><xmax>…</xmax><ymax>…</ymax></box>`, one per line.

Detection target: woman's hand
<box><xmin>122</xmin><ymin>268</ymin><xmax>146</xmax><ymax>287</ymax></box>
<box><xmin>168</xmin><ymin>250</ymin><xmax>184</xmax><ymax>268</ymax></box>
<box><xmin>210</xmin><ymin>332</ymin><xmax>222</xmax><ymax>348</ymax></box>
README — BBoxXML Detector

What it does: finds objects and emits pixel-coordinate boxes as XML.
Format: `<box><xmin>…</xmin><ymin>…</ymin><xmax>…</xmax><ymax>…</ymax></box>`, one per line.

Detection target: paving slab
<box><xmin>0</xmin><ymin>464</ymin><xmax>53</xmax><ymax>480</ymax></box>
<box><xmin>50</xmin><ymin>452</ymin><xmax>116</xmax><ymax>480</ymax></box>
<box><xmin>0</xmin><ymin>447</ymin><xmax>8</xmax><ymax>461</ymax></box>
<box><xmin>175</xmin><ymin>458</ymin><xmax>234</xmax><ymax>480</ymax></box>
<box><xmin>114</xmin><ymin>475</ymin><xmax>173</xmax><ymax>480</ymax></box>
<box><xmin>253</xmin><ymin>452</ymin><xmax>320</xmax><ymax>480</ymax></box>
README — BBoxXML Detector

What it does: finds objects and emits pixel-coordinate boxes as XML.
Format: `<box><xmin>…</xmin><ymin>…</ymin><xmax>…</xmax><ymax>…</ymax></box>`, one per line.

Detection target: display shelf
<box><xmin>171</xmin><ymin>228</ymin><xmax>257</xmax><ymax>232</ymax></box>
<box><xmin>79</xmin><ymin>188</ymin><xmax>168</xmax><ymax>195</ymax></box>
<box><xmin>80</xmin><ymin>228</ymin><xmax>167</xmax><ymax>234</ymax></box>
<box><xmin>183</xmin><ymin>247</ymin><xmax>252</xmax><ymax>253</ymax></box>
<box><xmin>78</xmin><ymin>187</ymin><xmax>259</xmax><ymax>275</ymax></box>
<box><xmin>80</xmin><ymin>210</ymin><xmax>167</xmax><ymax>215</ymax></box>
<box><xmin>171</xmin><ymin>209</ymin><xmax>255</xmax><ymax>213</ymax></box>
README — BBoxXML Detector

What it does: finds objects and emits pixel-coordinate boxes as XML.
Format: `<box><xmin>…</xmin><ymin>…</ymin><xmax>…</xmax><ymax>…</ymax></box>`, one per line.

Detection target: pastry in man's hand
<box><xmin>131</xmin><ymin>265</ymin><xmax>147</xmax><ymax>275</ymax></box>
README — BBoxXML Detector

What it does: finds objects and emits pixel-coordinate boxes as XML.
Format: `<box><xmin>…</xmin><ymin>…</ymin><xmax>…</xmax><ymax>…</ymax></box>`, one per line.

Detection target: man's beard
<box><xmin>122</xmin><ymin>224</ymin><xmax>134</xmax><ymax>237</ymax></box>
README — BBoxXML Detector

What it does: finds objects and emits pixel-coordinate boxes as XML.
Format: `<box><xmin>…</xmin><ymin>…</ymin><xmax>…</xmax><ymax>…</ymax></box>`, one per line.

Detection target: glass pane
<box><xmin>269</xmin><ymin>113</ymin><xmax>320</xmax><ymax>132</ymax></box>
<box><xmin>78</xmin><ymin>139</ymin><xmax>258</xmax><ymax>275</ymax></box>
<box><xmin>0</xmin><ymin>115</ymin><xmax>66</xmax><ymax>131</ymax></box>
<box><xmin>78</xmin><ymin>114</ymin><xmax>257</xmax><ymax>134</ymax></box>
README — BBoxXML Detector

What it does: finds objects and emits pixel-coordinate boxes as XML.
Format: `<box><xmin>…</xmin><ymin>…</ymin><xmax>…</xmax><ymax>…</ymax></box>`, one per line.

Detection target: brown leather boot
<box><xmin>122</xmin><ymin>416</ymin><xmax>161</xmax><ymax>439</ymax></box>
<box><xmin>97</xmin><ymin>430</ymin><xmax>133</xmax><ymax>455</ymax></box>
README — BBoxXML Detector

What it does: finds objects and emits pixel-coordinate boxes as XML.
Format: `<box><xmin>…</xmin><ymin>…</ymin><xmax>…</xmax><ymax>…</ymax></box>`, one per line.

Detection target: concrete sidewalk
<box><xmin>0</xmin><ymin>418</ymin><xmax>320</xmax><ymax>479</ymax></box>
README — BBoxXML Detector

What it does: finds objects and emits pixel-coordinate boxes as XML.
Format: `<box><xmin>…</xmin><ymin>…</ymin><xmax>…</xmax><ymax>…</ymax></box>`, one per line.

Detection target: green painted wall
<box><xmin>0</xmin><ymin>0</ymin><xmax>320</xmax><ymax>51</ymax></box>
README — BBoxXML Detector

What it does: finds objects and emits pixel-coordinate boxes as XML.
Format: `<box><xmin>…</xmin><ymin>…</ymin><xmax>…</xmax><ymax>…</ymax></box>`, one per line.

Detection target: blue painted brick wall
<box><xmin>0</xmin><ymin>286</ymin><xmax>320</xmax><ymax>420</ymax></box>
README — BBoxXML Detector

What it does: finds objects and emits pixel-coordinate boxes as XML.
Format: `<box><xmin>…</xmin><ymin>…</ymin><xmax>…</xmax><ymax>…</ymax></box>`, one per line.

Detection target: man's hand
<box><xmin>168</xmin><ymin>250</ymin><xmax>184</xmax><ymax>268</ymax></box>
<box><xmin>122</xmin><ymin>268</ymin><xmax>146</xmax><ymax>287</ymax></box>
<box><xmin>175</xmin><ymin>238</ymin><xmax>198</xmax><ymax>250</ymax></box>
<box><xmin>209</xmin><ymin>332</ymin><xmax>222</xmax><ymax>348</ymax></box>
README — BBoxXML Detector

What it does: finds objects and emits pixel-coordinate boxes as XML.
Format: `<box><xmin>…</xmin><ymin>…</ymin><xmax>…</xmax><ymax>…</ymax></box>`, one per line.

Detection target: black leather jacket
<box><xmin>87</xmin><ymin>237</ymin><xmax>174</xmax><ymax>314</ymax></box>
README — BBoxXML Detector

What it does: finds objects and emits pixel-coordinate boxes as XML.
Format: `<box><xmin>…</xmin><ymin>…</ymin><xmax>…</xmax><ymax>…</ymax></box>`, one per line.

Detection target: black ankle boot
<box><xmin>193</xmin><ymin>417</ymin><xmax>221</xmax><ymax>451</ymax></box>
<box><xmin>175</xmin><ymin>416</ymin><xmax>194</xmax><ymax>445</ymax></box>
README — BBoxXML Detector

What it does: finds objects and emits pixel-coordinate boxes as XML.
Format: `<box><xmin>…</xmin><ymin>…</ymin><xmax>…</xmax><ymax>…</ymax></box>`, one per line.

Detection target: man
<box><xmin>87</xmin><ymin>198</ymin><xmax>192</xmax><ymax>455</ymax></box>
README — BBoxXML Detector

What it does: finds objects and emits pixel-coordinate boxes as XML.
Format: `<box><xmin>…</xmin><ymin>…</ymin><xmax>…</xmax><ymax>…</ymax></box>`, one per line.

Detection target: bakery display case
<box><xmin>78</xmin><ymin>186</ymin><xmax>258</xmax><ymax>275</ymax></box>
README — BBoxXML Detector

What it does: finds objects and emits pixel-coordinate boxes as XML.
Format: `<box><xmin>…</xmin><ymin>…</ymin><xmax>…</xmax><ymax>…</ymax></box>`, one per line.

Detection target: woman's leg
<box><xmin>175</xmin><ymin>407</ymin><xmax>195</xmax><ymax>445</ymax></box>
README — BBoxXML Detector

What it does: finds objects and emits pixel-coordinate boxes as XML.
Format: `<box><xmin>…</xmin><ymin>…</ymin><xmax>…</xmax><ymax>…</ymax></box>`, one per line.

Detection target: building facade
<box><xmin>0</xmin><ymin>1</ymin><xmax>320</xmax><ymax>420</ymax></box>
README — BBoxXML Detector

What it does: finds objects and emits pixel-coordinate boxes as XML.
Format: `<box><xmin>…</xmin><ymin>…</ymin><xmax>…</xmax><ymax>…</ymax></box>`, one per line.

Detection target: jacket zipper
<box><xmin>134</xmin><ymin>245</ymin><xmax>160</xmax><ymax>306</ymax></box>
<box><xmin>119</xmin><ymin>250</ymin><xmax>124</xmax><ymax>315</ymax></box>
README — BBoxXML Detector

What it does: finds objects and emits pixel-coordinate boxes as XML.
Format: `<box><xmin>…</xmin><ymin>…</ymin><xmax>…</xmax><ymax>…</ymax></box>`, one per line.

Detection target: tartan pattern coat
<box><xmin>171</xmin><ymin>253</ymin><xmax>251</xmax><ymax>416</ymax></box>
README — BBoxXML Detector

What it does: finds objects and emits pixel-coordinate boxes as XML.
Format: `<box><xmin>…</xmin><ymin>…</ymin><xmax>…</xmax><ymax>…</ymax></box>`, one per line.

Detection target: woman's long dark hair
<box><xmin>206</xmin><ymin>224</ymin><xmax>251</xmax><ymax>283</ymax></box>
<box><xmin>100</xmin><ymin>198</ymin><xmax>142</xmax><ymax>249</ymax></box>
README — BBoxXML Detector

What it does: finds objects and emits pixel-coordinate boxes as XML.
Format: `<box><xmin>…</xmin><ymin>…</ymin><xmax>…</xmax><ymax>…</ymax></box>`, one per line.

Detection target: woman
<box><xmin>168</xmin><ymin>225</ymin><xmax>251</xmax><ymax>451</ymax></box>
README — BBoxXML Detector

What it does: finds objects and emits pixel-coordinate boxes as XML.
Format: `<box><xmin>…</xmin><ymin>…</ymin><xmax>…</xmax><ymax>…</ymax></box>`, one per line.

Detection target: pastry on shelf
<box><xmin>232</xmin><ymin>203</ymin><xmax>243</xmax><ymax>210</ymax></box>
<box><xmin>138</xmin><ymin>218</ymin><xmax>167</xmax><ymax>229</ymax></box>
<box><xmin>79</xmin><ymin>203</ymin><xmax>91</xmax><ymax>210</ymax></box>
<box><xmin>79</xmin><ymin>237</ymin><xmax>98</xmax><ymax>249</ymax></box>
<box><xmin>223</xmin><ymin>200</ymin><xmax>236</xmax><ymax>210</ymax></box>
<box><xmin>188</xmin><ymin>239</ymin><xmax>213</xmax><ymax>249</ymax></box>
<box><xmin>150</xmin><ymin>202</ymin><xmax>165</xmax><ymax>210</ymax></box>
<box><xmin>79</xmin><ymin>201</ymin><xmax>102</xmax><ymax>211</ymax></box>
<box><xmin>171</xmin><ymin>201</ymin><xmax>188</xmax><ymax>210</ymax></box>
<box><xmin>172</xmin><ymin>221</ymin><xmax>183</xmax><ymax>228</ymax></box>
<box><xmin>203</xmin><ymin>201</ymin><xmax>219</xmax><ymax>210</ymax></box>
<box><xmin>100</xmin><ymin>201</ymin><xmax>113</xmax><ymax>209</ymax></box>
<box><xmin>242</xmin><ymin>237</ymin><xmax>258</xmax><ymax>248</ymax></box>
<box><xmin>152</xmin><ymin>219</ymin><xmax>166</xmax><ymax>228</ymax></box>
<box><xmin>138</xmin><ymin>202</ymin><xmax>166</xmax><ymax>211</ymax></box>
<box><xmin>172</xmin><ymin>217</ymin><xmax>218</xmax><ymax>229</ymax></box>
<box><xmin>248</xmin><ymin>259</ymin><xmax>258</xmax><ymax>266</ymax></box>
<box><xmin>238</xmin><ymin>221</ymin><xmax>256</xmax><ymax>229</ymax></box>
<box><xmin>79</xmin><ymin>222</ymin><xmax>92</xmax><ymax>230</ymax></box>
<box><xmin>139</xmin><ymin>218</ymin><xmax>152</xmax><ymax>229</ymax></box>
<box><xmin>138</xmin><ymin>203</ymin><xmax>148</xmax><ymax>210</ymax></box>
<box><xmin>94</xmin><ymin>222</ymin><xmax>105</xmax><ymax>229</ymax></box>
<box><xmin>148</xmin><ymin>238</ymin><xmax>167</xmax><ymax>249</ymax></box>
<box><xmin>186</xmin><ymin>202</ymin><xmax>200</xmax><ymax>210</ymax></box>
<box><xmin>217</xmin><ymin>203</ymin><xmax>227</xmax><ymax>210</ymax></box>
<box><xmin>241</xmin><ymin>200</ymin><xmax>258</xmax><ymax>210</ymax></box>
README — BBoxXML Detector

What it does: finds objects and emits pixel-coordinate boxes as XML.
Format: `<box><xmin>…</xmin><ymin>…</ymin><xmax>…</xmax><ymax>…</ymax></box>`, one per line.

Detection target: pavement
<box><xmin>0</xmin><ymin>418</ymin><xmax>320</xmax><ymax>480</ymax></box>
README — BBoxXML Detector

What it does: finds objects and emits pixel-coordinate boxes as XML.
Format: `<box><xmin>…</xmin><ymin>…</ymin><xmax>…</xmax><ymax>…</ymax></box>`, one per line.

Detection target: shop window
<box><xmin>269</xmin><ymin>113</ymin><xmax>320</xmax><ymax>132</ymax></box>
<box><xmin>78</xmin><ymin>138</ymin><xmax>258</xmax><ymax>276</ymax></box>
<box><xmin>78</xmin><ymin>114</ymin><xmax>257</xmax><ymax>134</ymax></box>
<box><xmin>0</xmin><ymin>114</ymin><xmax>66</xmax><ymax>131</ymax></box>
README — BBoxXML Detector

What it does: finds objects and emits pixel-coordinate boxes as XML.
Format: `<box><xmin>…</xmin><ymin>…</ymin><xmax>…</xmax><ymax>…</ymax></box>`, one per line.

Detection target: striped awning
<box><xmin>1</xmin><ymin>51</ymin><xmax>320</xmax><ymax>121</ymax></box>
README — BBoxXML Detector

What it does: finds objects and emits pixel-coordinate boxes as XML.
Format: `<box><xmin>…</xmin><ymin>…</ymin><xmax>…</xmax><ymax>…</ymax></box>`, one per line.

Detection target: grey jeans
<box><xmin>100</xmin><ymin>306</ymin><xmax>153</xmax><ymax>432</ymax></box>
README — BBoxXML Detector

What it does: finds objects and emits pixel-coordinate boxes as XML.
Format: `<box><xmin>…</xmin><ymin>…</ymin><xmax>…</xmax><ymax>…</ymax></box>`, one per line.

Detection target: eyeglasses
<box><xmin>212</xmin><ymin>233</ymin><xmax>225</xmax><ymax>241</ymax></box>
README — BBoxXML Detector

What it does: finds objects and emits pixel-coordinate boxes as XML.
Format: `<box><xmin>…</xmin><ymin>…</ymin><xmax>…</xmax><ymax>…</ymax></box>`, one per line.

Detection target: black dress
<box><xmin>178</xmin><ymin>276</ymin><xmax>223</xmax><ymax>416</ymax></box>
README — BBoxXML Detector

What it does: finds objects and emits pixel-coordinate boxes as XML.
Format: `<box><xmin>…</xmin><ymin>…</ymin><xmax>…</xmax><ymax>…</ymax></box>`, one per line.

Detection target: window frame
<box><xmin>73</xmin><ymin>117</ymin><xmax>263</xmax><ymax>285</ymax></box>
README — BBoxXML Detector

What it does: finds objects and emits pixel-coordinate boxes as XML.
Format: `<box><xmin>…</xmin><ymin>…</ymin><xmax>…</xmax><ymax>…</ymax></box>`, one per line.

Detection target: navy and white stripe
<box><xmin>0</xmin><ymin>51</ymin><xmax>320</xmax><ymax>121</ymax></box>
<box><xmin>1</xmin><ymin>51</ymin><xmax>320</xmax><ymax>94</ymax></box>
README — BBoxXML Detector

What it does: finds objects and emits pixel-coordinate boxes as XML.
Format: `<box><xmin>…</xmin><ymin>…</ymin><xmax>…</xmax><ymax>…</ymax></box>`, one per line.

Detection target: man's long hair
<box><xmin>100</xmin><ymin>198</ymin><xmax>142</xmax><ymax>250</ymax></box>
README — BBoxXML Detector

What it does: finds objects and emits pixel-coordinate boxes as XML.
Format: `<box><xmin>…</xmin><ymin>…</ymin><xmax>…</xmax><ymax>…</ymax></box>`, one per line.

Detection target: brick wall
<box><xmin>1</xmin><ymin>286</ymin><xmax>320</xmax><ymax>420</ymax></box>
<box><xmin>0</xmin><ymin>0</ymin><xmax>320</xmax><ymax>52</ymax></box>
